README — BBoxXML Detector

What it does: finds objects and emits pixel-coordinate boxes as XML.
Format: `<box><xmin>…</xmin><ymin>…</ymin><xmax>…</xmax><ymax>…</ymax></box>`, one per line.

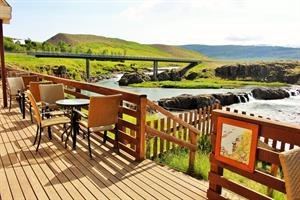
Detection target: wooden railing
<box><xmin>208</xmin><ymin>108</ymin><xmax>300</xmax><ymax>200</ymax></box>
<box><xmin>7</xmin><ymin>67</ymin><xmax>147</xmax><ymax>161</ymax></box>
<box><xmin>145</xmin><ymin>100</ymin><xmax>220</xmax><ymax>172</ymax></box>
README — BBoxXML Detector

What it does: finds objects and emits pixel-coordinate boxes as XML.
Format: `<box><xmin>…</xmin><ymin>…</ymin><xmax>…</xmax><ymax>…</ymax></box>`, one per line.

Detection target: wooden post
<box><xmin>0</xmin><ymin>20</ymin><xmax>8</xmax><ymax>107</ymax></box>
<box><xmin>152</xmin><ymin>61</ymin><xmax>158</xmax><ymax>81</ymax></box>
<box><xmin>188</xmin><ymin>130</ymin><xmax>197</xmax><ymax>173</ymax></box>
<box><xmin>136</xmin><ymin>96</ymin><xmax>147</xmax><ymax>160</ymax></box>
<box><xmin>86</xmin><ymin>59</ymin><xmax>90</xmax><ymax>82</ymax></box>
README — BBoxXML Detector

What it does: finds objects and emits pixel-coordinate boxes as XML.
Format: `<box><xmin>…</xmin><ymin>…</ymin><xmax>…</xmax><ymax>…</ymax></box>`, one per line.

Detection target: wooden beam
<box><xmin>0</xmin><ymin>19</ymin><xmax>7</xmax><ymax>107</ymax></box>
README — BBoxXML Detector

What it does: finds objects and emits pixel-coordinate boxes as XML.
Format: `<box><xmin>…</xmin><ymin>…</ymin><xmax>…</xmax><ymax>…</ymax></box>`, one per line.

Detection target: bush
<box><xmin>197</xmin><ymin>135</ymin><xmax>211</xmax><ymax>154</ymax></box>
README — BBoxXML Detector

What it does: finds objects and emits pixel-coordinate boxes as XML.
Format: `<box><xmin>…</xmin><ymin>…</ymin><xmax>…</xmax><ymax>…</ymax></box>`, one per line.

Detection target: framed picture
<box><xmin>215</xmin><ymin>117</ymin><xmax>259</xmax><ymax>173</ymax></box>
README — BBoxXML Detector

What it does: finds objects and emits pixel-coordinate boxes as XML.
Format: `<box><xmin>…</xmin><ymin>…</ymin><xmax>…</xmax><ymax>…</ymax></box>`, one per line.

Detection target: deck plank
<box><xmin>0</xmin><ymin>89</ymin><xmax>208</xmax><ymax>200</ymax></box>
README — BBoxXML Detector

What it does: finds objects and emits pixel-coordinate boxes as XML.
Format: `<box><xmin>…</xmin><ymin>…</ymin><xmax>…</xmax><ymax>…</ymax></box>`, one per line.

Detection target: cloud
<box><xmin>225</xmin><ymin>35</ymin><xmax>263</xmax><ymax>42</ymax></box>
<box><xmin>119</xmin><ymin>0</ymin><xmax>163</xmax><ymax>21</ymax></box>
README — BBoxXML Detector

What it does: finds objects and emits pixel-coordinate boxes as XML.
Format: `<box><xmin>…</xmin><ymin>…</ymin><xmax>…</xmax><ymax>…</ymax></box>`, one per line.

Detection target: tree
<box><xmin>87</xmin><ymin>48</ymin><xmax>93</xmax><ymax>54</ymax></box>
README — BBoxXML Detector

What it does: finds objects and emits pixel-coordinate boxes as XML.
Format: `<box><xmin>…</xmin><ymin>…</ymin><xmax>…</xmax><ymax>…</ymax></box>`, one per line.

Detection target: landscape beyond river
<box><xmin>96</xmin><ymin>75</ymin><xmax>300</xmax><ymax>125</ymax></box>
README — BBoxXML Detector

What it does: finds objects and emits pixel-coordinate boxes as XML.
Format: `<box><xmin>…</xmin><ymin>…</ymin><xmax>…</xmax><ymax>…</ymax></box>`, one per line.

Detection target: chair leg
<box><xmin>48</xmin><ymin>126</ymin><xmax>52</xmax><ymax>140</ymax></box>
<box><xmin>114</xmin><ymin>126</ymin><xmax>119</xmax><ymax>153</ymax></box>
<box><xmin>65</xmin><ymin>126</ymin><xmax>72</xmax><ymax>148</ymax></box>
<box><xmin>103</xmin><ymin>130</ymin><xmax>107</xmax><ymax>144</ymax></box>
<box><xmin>36</xmin><ymin>127</ymin><xmax>43</xmax><ymax>152</ymax></box>
<box><xmin>9</xmin><ymin>96</ymin><xmax>12</xmax><ymax>112</ymax></box>
<box><xmin>30</xmin><ymin>103</ymin><xmax>33</xmax><ymax>123</ymax></box>
<box><xmin>61</xmin><ymin>124</ymin><xmax>70</xmax><ymax>142</ymax></box>
<box><xmin>33</xmin><ymin>124</ymin><xmax>39</xmax><ymax>145</ymax></box>
<box><xmin>87</xmin><ymin>128</ymin><xmax>92</xmax><ymax>159</ymax></box>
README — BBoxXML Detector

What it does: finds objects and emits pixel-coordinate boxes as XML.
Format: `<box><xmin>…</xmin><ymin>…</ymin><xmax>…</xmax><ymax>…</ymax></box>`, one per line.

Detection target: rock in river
<box><xmin>251</xmin><ymin>88</ymin><xmax>290</xmax><ymax>100</ymax></box>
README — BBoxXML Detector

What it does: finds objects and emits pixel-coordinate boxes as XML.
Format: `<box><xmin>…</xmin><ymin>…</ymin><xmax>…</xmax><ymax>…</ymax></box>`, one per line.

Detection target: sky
<box><xmin>3</xmin><ymin>0</ymin><xmax>300</xmax><ymax>47</ymax></box>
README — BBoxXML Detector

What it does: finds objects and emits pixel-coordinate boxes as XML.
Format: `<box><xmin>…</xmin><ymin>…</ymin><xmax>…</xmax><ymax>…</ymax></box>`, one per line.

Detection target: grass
<box><xmin>131</xmin><ymin>78</ymin><xmax>286</xmax><ymax>89</ymax></box>
<box><xmin>155</xmin><ymin>147</ymin><xmax>286</xmax><ymax>200</ymax></box>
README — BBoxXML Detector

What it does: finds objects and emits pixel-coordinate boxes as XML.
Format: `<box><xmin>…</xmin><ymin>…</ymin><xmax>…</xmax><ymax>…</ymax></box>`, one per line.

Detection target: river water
<box><xmin>95</xmin><ymin>75</ymin><xmax>300</xmax><ymax>125</ymax></box>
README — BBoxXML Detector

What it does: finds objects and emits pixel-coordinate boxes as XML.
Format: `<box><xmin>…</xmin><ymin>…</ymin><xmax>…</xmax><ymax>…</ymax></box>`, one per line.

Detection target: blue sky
<box><xmin>3</xmin><ymin>0</ymin><xmax>300</xmax><ymax>46</ymax></box>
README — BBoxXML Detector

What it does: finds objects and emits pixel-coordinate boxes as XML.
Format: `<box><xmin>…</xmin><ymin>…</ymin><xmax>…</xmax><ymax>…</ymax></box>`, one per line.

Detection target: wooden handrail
<box><xmin>145</xmin><ymin>125</ymin><xmax>197</xmax><ymax>151</ymax></box>
<box><xmin>146</xmin><ymin>99</ymin><xmax>200</xmax><ymax>135</ymax></box>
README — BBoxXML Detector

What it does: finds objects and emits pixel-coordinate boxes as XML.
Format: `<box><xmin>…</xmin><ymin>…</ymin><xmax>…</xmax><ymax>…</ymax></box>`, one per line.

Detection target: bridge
<box><xmin>29</xmin><ymin>52</ymin><xmax>202</xmax><ymax>81</ymax></box>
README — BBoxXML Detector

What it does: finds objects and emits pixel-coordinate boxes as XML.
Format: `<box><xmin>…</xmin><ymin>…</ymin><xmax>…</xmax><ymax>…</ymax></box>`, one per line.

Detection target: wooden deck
<box><xmin>0</xmin><ymin>99</ymin><xmax>208</xmax><ymax>199</ymax></box>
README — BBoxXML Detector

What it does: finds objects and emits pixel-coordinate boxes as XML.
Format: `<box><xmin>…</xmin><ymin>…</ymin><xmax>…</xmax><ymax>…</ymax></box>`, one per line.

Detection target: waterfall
<box><xmin>237</xmin><ymin>95</ymin><xmax>242</xmax><ymax>103</ymax></box>
<box><xmin>241</xmin><ymin>95</ymin><xmax>247</xmax><ymax>103</ymax></box>
<box><xmin>248</xmin><ymin>92</ymin><xmax>255</xmax><ymax>101</ymax></box>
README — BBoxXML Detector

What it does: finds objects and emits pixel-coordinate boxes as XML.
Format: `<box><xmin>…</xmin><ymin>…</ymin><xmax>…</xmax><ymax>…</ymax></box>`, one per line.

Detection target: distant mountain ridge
<box><xmin>180</xmin><ymin>44</ymin><xmax>300</xmax><ymax>60</ymax></box>
<box><xmin>46</xmin><ymin>33</ymin><xmax>207</xmax><ymax>59</ymax></box>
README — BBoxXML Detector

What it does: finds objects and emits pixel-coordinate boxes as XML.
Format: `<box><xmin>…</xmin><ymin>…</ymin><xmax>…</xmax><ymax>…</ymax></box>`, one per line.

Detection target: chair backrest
<box><xmin>7</xmin><ymin>77</ymin><xmax>25</xmax><ymax>95</ymax></box>
<box><xmin>279</xmin><ymin>148</ymin><xmax>300</xmax><ymax>200</ymax></box>
<box><xmin>88</xmin><ymin>94</ymin><xmax>122</xmax><ymax>128</ymax></box>
<box><xmin>22</xmin><ymin>75</ymin><xmax>39</xmax><ymax>89</ymax></box>
<box><xmin>29</xmin><ymin>81</ymin><xmax>52</xmax><ymax>102</ymax></box>
<box><xmin>26</xmin><ymin>90</ymin><xmax>42</xmax><ymax>124</ymax></box>
<box><xmin>39</xmin><ymin>84</ymin><xmax>65</xmax><ymax>104</ymax></box>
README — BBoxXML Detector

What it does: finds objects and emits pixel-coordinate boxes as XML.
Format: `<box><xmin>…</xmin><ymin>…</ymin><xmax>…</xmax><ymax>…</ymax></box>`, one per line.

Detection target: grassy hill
<box><xmin>5</xmin><ymin>33</ymin><xmax>207</xmax><ymax>81</ymax></box>
<box><xmin>47</xmin><ymin>33</ymin><xmax>207</xmax><ymax>59</ymax></box>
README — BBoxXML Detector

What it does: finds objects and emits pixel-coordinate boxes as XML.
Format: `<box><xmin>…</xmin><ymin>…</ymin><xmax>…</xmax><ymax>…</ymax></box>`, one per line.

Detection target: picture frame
<box><xmin>215</xmin><ymin>117</ymin><xmax>259</xmax><ymax>173</ymax></box>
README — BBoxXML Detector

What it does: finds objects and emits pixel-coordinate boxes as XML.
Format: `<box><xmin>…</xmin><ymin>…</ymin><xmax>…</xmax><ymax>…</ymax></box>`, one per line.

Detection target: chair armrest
<box><xmin>74</xmin><ymin>109</ymin><xmax>88</xmax><ymax>118</ymax></box>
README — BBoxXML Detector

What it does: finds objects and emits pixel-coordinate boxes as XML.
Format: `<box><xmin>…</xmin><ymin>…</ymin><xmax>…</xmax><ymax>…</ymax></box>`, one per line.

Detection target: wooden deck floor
<box><xmin>0</xmin><ymin>98</ymin><xmax>208</xmax><ymax>199</ymax></box>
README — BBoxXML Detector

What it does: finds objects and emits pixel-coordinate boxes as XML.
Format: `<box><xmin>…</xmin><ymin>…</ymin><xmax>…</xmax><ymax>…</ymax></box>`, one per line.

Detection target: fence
<box><xmin>208</xmin><ymin>108</ymin><xmax>300</xmax><ymax>200</ymax></box>
<box><xmin>145</xmin><ymin>102</ymin><xmax>221</xmax><ymax>171</ymax></box>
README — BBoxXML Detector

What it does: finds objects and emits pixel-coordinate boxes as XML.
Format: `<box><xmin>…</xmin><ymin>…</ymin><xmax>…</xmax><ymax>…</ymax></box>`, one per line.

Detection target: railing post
<box><xmin>0</xmin><ymin>20</ymin><xmax>8</xmax><ymax>107</ymax></box>
<box><xmin>136</xmin><ymin>95</ymin><xmax>147</xmax><ymax>161</ymax></box>
<box><xmin>86</xmin><ymin>59</ymin><xmax>90</xmax><ymax>82</ymax></box>
<box><xmin>188</xmin><ymin>130</ymin><xmax>197</xmax><ymax>173</ymax></box>
<box><xmin>207</xmin><ymin>112</ymin><xmax>223</xmax><ymax>199</ymax></box>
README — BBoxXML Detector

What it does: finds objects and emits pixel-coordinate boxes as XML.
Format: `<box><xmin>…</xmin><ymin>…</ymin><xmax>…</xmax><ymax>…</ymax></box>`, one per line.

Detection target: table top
<box><xmin>56</xmin><ymin>98</ymin><xmax>90</xmax><ymax>107</ymax></box>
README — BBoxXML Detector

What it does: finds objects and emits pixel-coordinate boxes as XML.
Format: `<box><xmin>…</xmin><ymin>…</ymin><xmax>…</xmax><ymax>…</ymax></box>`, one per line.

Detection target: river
<box><xmin>95</xmin><ymin>74</ymin><xmax>300</xmax><ymax>125</ymax></box>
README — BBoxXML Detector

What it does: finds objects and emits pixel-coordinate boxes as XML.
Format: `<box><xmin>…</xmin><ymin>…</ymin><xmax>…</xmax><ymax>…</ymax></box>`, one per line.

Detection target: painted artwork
<box><xmin>215</xmin><ymin>117</ymin><xmax>259</xmax><ymax>173</ymax></box>
<box><xmin>220</xmin><ymin>124</ymin><xmax>252</xmax><ymax>165</ymax></box>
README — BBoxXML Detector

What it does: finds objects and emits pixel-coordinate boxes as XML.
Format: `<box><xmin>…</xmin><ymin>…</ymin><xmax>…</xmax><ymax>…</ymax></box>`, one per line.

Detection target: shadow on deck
<box><xmin>0</xmin><ymin>101</ymin><xmax>208</xmax><ymax>200</ymax></box>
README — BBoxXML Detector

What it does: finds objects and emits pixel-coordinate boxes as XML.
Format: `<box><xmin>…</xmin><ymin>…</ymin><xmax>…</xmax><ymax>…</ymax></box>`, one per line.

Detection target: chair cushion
<box><xmin>279</xmin><ymin>148</ymin><xmax>300</xmax><ymax>200</ymax></box>
<box><xmin>41</xmin><ymin>116</ymin><xmax>71</xmax><ymax>128</ymax></box>
<box><xmin>78</xmin><ymin>120</ymin><xmax>114</xmax><ymax>132</ymax></box>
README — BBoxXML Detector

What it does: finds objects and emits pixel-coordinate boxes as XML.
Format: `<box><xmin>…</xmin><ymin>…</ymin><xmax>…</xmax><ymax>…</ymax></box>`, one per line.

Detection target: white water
<box><xmin>94</xmin><ymin>75</ymin><xmax>300</xmax><ymax>125</ymax></box>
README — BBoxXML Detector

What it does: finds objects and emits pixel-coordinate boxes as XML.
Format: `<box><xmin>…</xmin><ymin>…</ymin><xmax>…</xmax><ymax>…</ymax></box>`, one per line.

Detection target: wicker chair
<box><xmin>39</xmin><ymin>83</ymin><xmax>65</xmax><ymax>110</ymax></box>
<box><xmin>6</xmin><ymin>77</ymin><xmax>25</xmax><ymax>112</ymax></box>
<box><xmin>21</xmin><ymin>75</ymin><xmax>39</xmax><ymax>90</ymax></box>
<box><xmin>73</xmin><ymin>94</ymin><xmax>122</xmax><ymax>158</ymax></box>
<box><xmin>26</xmin><ymin>91</ymin><xmax>71</xmax><ymax>152</ymax></box>
<box><xmin>279</xmin><ymin>148</ymin><xmax>300</xmax><ymax>200</ymax></box>
<box><xmin>28</xmin><ymin>81</ymin><xmax>53</xmax><ymax>122</ymax></box>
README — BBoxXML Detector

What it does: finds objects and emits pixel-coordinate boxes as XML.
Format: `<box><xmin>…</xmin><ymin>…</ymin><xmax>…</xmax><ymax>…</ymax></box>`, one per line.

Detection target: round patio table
<box><xmin>56</xmin><ymin>99</ymin><xmax>90</xmax><ymax>149</ymax></box>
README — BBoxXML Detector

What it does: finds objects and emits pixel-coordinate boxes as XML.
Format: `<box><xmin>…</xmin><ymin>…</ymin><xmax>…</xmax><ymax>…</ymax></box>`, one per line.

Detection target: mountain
<box><xmin>47</xmin><ymin>33</ymin><xmax>207</xmax><ymax>59</ymax></box>
<box><xmin>180</xmin><ymin>45</ymin><xmax>300</xmax><ymax>60</ymax></box>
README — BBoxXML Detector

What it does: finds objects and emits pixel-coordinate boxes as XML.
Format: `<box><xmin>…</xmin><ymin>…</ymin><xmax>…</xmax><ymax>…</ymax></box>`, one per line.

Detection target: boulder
<box><xmin>157</xmin><ymin>71</ymin><xmax>170</xmax><ymax>81</ymax></box>
<box><xmin>118</xmin><ymin>72</ymin><xmax>151</xmax><ymax>86</ymax></box>
<box><xmin>186</xmin><ymin>72</ymin><xmax>198</xmax><ymax>80</ymax></box>
<box><xmin>212</xmin><ymin>93</ymin><xmax>239</xmax><ymax>105</ymax></box>
<box><xmin>251</xmin><ymin>88</ymin><xmax>290</xmax><ymax>100</ymax></box>
<box><xmin>158</xmin><ymin>94</ymin><xmax>218</xmax><ymax>110</ymax></box>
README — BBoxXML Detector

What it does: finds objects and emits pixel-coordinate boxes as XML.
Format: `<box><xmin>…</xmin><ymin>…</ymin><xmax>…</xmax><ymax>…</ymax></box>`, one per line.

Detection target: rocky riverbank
<box><xmin>158</xmin><ymin>88</ymin><xmax>300</xmax><ymax>110</ymax></box>
<box><xmin>215</xmin><ymin>62</ymin><xmax>300</xmax><ymax>84</ymax></box>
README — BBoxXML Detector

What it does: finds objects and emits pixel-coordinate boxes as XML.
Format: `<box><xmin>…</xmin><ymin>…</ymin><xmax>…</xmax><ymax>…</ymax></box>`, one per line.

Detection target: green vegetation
<box><xmin>131</xmin><ymin>78</ymin><xmax>286</xmax><ymax>89</ymax></box>
<box><xmin>154</xmin><ymin>136</ymin><xmax>286</xmax><ymax>200</ymax></box>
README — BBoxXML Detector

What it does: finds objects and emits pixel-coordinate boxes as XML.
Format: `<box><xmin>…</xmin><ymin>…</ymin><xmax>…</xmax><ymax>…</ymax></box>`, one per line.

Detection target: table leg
<box><xmin>22</xmin><ymin>93</ymin><xmax>25</xmax><ymax>119</ymax></box>
<box><xmin>72</xmin><ymin>108</ymin><xmax>78</xmax><ymax>149</ymax></box>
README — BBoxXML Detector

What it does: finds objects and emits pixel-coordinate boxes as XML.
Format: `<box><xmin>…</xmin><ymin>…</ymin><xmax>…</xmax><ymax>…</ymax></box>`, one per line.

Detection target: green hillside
<box><xmin>5</xmin><ymin>33</ymin><xmax>207</xmax><ymax>81</ymax></box>
<box><xmin>46</xmin><ymin>33</ymin><xmax>207</xmax><ymax>59</ymax></box>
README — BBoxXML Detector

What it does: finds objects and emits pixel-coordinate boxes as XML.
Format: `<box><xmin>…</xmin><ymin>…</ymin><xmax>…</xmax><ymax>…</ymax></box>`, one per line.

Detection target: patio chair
<box><xmin>28</xmin><ymin>81</ymin><xmax>53</xmax><ymax>122</ymax></box>
<box><xmin>74</xmin><ymin>94</ymin><xmax>122</xmax><ymax>158</ymax></box>
<box><xmin>279</xmin><ymin>148</ymin><xmax>300</xmax><ymax>200</ymax></box>
<box><xmin>26</xmin><ymin>91</ymin><xmax>71</xmax><ymax>152</ymax></box>
<box><xmin>39</xmin><ymin>83</ymin><xmax>65</xmax><ymax>110</ymax></box>
<box><xmin>21</xmin><ymin>75</ymin><xmax>39</xmax><ymax>90</ymax></box>
<box><xmin>6</xmin><ymin>77</ymin><xmax>25</xmax><ymax>112</ymax></box>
